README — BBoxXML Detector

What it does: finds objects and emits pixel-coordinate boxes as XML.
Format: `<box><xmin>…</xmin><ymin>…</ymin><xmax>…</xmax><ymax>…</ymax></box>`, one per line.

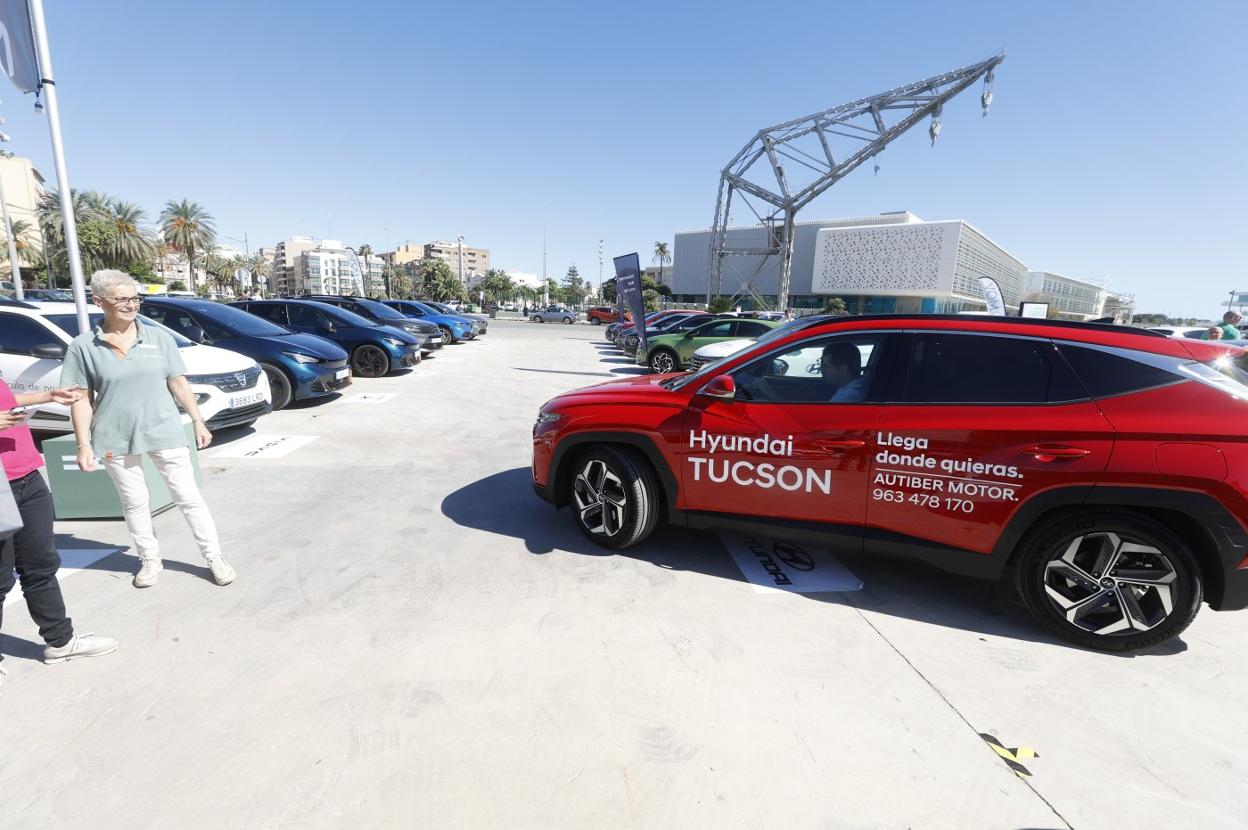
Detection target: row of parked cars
<box><xmin>603</xmin><ymin>309</ymin><xmax>785</xmax><ymax>373</ymax></box>
<box><xmin>0</xmin><ymin>294</ymin><xmax>488</xmax><ymax>432</ymax></box>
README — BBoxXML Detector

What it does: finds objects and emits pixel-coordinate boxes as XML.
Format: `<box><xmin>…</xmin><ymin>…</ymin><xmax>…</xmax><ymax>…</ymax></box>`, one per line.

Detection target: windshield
<box><xmin>46</xmin><ymin>313</ymin><xmax>195</xmax><ymax>347</ymax></box>
<box><xmin>664</xmin><ymin>317</ymin><xmax>817</xmax><ymax>391</ymax></box>
<box><xmin>191</xmin><ymin>303</ymin><xmax>291</xmax><ymax>337</ymax></box>
<box><xmin>353</xmin><ymin>297</ymin><xmax>409</xmax><ymax>321</ymax></box>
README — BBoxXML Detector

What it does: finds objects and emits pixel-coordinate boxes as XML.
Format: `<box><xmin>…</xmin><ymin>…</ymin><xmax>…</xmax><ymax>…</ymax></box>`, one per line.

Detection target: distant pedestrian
<box><xmin>2</xmin><ymin>379</ymin><xmax>117</xmax><ymax>696</ymax></box>
<box><xmin>1218</xmin><ymin>311</ymin><xmax>1242</xmax><ymax>340</ymax></box>
<box><xmin>61</xmin><ymin>270</ymin><xmax>236</xmax><ymax>589</ymax></box>
<box><xmin>1208</xmin><ymin>327</ymin><xmax>1223</xmax><ymax>340</ymax></box>
<box><xmin>523</xmin><ymin>304</ymin><xmax>529</xmax><ymax>317</ymax></box>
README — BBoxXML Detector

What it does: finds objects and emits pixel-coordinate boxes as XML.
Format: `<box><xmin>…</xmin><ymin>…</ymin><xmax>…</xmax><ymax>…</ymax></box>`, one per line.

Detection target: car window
<box><xmin>734</xmin><ymin>321</ymin><xmax>771</xmax><ymax>337</ymax></box>
<box><xmin>246</xmin><ymin>303</ymin><xmax>289</xmax><ymax>326</ymax></box>
<box><xmin>288</xmin><ymin>304</ymin><xmax>328</xmax><ymax>328</ymax></box>
<box><xmin>732</xmin><ymin>334</ymin><xmax>886</xmax><ymax>404</ymax></box>
<box><xmin>693</xmin><ymin>320</ymin><xmax>736</xmax><ymax>338</ymax></box>
<box><xmin>1057</xmin><ymin>344</ymin><xmax>1182</xmax><ymax>399</ymax></box>
<box><xmin>900</xmin><ymin>333</ymin><xmax>1084</xmax><ymax>405</ymax></box>
<box><xmin>145</xmin><ymin>307</ymin><xmax>230</xmax><ymax>340</ymax></box>
<box><xmin>0</xmin><ymin>314</ymin><xmax>56</xmax><ymax>354</ymax></box>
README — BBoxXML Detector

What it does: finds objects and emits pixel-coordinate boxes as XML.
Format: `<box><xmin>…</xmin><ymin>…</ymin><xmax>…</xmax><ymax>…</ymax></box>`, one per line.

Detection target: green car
<box><xmin>637</xmin><ymin>317</ymin><xmax>781</xmax><ymax>373</ymax></box>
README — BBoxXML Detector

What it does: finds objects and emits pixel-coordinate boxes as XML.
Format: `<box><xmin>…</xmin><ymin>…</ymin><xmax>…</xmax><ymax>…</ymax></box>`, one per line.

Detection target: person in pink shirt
<box><xmin>1</xmin><ymin>379</ymin><xmax>116</xmax><ymax>698</ymax></box>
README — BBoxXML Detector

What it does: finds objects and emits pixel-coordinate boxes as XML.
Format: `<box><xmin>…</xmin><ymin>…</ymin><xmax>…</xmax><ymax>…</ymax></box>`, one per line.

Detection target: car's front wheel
<box><xmin>591</xmin><ymin>318</ymin><xmax>602</xmax><ymax>325</ymax></box>
<box><xmin>569</xmin><ymin>446</ymin><xmax>661</xmax><ymax>549</ymax></box>
<box><xmin>648</xmin><ymin>349</ymin><xmax>679</xmax><ymax>374</ymax></box>
<box><xmin>352</xmin><ymin>344</ymin><xmax>390</xmax><ymax>378</ymax></box>
<box><xmin>439</xmin><ymin>325</ymin><xmax>455</xmax><ymax>343</ymax></box>
<box><xmin>1013</xmin><ymin>512</ymin><xmax>1203</xmax><ymax>652</ymax></box>
<box><xmin>260</xmin><ymin>363</ymin><xmax>293</xmax><ymax>410</ymax></box>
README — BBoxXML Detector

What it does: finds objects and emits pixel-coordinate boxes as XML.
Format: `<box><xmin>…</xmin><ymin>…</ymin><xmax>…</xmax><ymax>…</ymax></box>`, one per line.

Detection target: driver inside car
<box><xmin>821</xmin><ymin>342</ymin><xmax>868</xmax><ymax>402</ymax></box>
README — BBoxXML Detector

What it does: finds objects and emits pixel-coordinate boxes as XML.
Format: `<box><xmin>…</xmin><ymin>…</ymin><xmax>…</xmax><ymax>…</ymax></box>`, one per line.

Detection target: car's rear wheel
<box><xmin>648</xmin><ymin>349</ymin><xmax>679</xmax><ymax>374</ymax></box>
<box><xmin>591</xmin><ymin>318</ymin><xmax>602</xmax><ymax>325</ymax></box>
<box><xmin>563</xmin><ymin>316</ymin><xmax>574</xmax><ymax>325</ymax></box>
<box><xmin>1013</xmin><ymin>512</ymin><xmax>1203</xmax><ymax>652</ymax></box>
<box><xmin>352</xmin><ymin>344</ymin><xmax>390</xmax><ymax>378</ymax></box>
<box><xmin>260</xmin><ymin>363</ymin><xmax>293</xmax><ymax>410</ymax></box>
<box><xmin>569</xmin><ymin>446</ymin><xmax>661</xmax><ymax>549</ymax></box>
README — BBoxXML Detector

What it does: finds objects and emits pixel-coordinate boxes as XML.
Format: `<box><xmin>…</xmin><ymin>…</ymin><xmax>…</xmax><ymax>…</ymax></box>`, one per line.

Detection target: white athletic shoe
<box><xmin>208</xmin><ymin>557</ymin><xmax>236</xmax><ymax>586</ymax></box>
<box><xmin>44</xmin><ymin>633</ymin><xmax>119</xmax><ymax>664</ymax></box>
<box><xmin>134</xmin><ymin>559</ymin><xmax>163</xmax><ymax>588</ymax></box>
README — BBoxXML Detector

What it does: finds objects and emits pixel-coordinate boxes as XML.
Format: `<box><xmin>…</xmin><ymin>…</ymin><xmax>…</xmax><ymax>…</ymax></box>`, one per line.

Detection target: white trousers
<box><xmin>103</xmin><ymin>447</ymin><xmax>222</xmax><ymax>562</ymax></box>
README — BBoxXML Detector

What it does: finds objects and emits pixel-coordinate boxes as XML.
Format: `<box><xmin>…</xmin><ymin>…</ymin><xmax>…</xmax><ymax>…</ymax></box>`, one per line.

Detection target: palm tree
<box><xmin>245</xmin><ymin>253</ymin><xmax>271</xmax><ymax>297</ymax></box>
<box><xmin>160</xmin><ymin>199</ymin><xmax>216</xmax><ymax>293</ymax></box>
<box><xmin>652</xmin><ymin>241</ymin><xmax>671</xmax><ymax>288</ymax></box>
<box><xmin>356</xmin><ymin>243</ymin><xmax>378</xmax><ymax>296</ymax></box>
<box><xmin>105</xmin><ymin>200</ymin><xmax>156</xmax><ymax>268</ymax></box>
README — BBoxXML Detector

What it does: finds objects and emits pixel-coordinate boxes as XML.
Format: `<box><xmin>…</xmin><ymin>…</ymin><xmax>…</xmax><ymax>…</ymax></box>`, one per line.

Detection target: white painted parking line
<box><xmin>719</xmin><ymin>533</ymin><xmax>862</xmax><ymax>594</ymax></box>
<box><xmin>209</xmin><ymin>434</ymin><xmax>319</xmax><ymax>459</ymax></box>
<box><xmin>342</xmin><ymin>393</ymin><xmax>398</xmax><ymax>404</ymax></box>
<box><xmin>4</xmin><ymin>548</ymin><xmax>123</xmax><ymax>608</ymax></box>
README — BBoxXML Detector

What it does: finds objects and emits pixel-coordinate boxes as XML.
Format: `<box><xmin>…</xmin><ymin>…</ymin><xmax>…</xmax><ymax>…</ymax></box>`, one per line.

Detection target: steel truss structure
<box><xmin>706</xmin><ymin>54</ymin><xmax>1005</xmax><ymax>309</ymax></box>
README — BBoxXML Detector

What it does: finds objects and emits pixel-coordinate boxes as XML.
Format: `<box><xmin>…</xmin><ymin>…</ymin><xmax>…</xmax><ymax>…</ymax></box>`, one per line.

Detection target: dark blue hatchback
<box><xmin>230</xmin><ymin>299</ymin><xmax>424</xmax><ymax>378</ymax></box>
<box><xmin>143</xmin><ymin>297</ymin><xmax>351</xmax><ymax>410</ymax></box>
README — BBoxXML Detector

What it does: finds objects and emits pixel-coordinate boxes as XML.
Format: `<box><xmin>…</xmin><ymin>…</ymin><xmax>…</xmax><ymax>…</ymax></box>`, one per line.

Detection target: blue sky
<box><xmin>3</xmin><ymin>0</ymin><xmax>1244</xmax><ymax>315</ymax></box>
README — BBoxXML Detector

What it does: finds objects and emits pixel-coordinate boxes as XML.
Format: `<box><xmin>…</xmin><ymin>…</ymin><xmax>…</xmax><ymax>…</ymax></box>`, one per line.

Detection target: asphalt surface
<box><xmin>1</xmin><ymin>319</ymin><xmax>1244</xmax><ymax>829</ymax></box>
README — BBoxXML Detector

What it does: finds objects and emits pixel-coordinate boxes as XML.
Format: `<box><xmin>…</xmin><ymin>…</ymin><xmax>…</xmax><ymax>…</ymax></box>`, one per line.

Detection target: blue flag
<box><xmin>613</xmin><ymin>253</ymin><xmax>645</xmax><ymax>352</ymax></box>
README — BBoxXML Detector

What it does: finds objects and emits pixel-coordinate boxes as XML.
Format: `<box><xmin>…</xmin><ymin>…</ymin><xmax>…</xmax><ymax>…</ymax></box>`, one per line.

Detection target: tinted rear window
<box><xmin>901</xmin><ymin>333</ymin><xmax>1085</xmax><ymax>404</ymax></box>
<box><xmin>1057</xmin><ymin>345</ymin><xmax>1182</xmax><ymax>399</ymax></box>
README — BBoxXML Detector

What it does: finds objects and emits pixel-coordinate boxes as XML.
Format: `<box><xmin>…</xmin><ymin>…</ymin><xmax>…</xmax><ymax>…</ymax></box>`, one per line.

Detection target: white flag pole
<box><xmin>27</xmin><ymin>0</ymin><xmax>89</xmax><ymax>334</ymax></box>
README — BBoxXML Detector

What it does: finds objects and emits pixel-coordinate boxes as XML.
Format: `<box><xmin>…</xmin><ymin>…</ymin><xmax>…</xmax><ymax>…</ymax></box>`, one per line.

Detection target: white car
<box><xmin>0</xmin><ymin>299</ymin><xmax>272</xmax><ymax>432</ymax></box>
<box><xmin>686</xmin><ymin>338</ymin><xmax>754</xmax><ymax>373</ymax></box>
<box><xmin>1146</xmin><ymin>325</ymin><xmax>1211</xmax><ymax>339</ymax></box>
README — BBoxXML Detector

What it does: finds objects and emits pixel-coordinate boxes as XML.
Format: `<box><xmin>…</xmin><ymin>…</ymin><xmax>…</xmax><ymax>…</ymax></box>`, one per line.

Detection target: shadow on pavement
<box><xmin>610</xmin><ymin>367</ymin><xmax>649</xmax><ymax>376</ymax></box>
<box><xmin>442</xmin><ymin>467</ymin><xmax>1188</xmax><ymax>657</ymax></box>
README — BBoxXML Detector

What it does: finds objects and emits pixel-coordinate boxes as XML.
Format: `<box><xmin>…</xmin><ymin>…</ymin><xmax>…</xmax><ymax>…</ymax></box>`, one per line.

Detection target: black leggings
<box><xmin>1</xmin><ymin>472</ymin><xmax>73</xmax><ymax>650</ymax></box>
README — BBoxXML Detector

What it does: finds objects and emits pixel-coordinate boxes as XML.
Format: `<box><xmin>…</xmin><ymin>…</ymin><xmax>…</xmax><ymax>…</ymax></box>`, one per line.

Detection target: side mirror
<box><xmin>31</xmin><ymin>342</ymin><xmax>67</xmax><ymax>360</ymax></box>
<box><xmin>319</xmin><ymin>320</ymin><xmax>336</xmax><ymax>334</ymax></box>
<box><xmin>699</xmin><ymin>375</ymin><xmax>736</xmax><ymax>400</ymax></box>
<box><xmin>185</xmin><ymin>324</ymin><xmax>208</xmax><ymax>344</ymax></box>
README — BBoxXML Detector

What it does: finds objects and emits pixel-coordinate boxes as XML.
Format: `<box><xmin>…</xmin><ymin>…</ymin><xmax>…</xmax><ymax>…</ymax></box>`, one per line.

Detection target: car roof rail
<box><xmin>804</xmin><ymin>313</ymin><xmax>1167</xmax><ymax>339</ymax></box>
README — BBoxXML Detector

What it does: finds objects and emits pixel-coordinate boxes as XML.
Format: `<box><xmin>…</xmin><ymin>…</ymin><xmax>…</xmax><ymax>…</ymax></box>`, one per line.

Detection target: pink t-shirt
<box><xmin>0</xmin><ymin>380</ymin><xmax>44</xmax><ymax>481</ymax></box>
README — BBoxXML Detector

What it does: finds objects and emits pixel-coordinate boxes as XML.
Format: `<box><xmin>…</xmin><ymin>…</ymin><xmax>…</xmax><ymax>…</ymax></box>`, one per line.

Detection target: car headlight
<box><xmin>535</xmin><ymin>410</ymin><xmax>564</xmax><ymax>426</ymax></box>
<box><xmin>385</xmin><ymin>337</ymin><xmax>406</xmax><ymax>347</ymax></box>
<box><xmin>282</xmin><ymin>351</ymin><xmax>320</xmax><ymax>364</ymax></box>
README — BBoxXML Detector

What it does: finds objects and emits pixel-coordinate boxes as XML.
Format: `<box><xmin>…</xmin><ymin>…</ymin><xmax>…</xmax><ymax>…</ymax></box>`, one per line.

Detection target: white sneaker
<box><xmin>134</xmin><ymin>559</ymin><xmax>163</xmax><ymax>588</ymax></box>
<box><xmin>44</xmin><ymin>633</ymin><xmax>119</xmax><ymax>664</ymax></box>
<box><xmin>208</xmin><ymin>557</ymin><xmax>236</xmax><ymax>586</ymax></box>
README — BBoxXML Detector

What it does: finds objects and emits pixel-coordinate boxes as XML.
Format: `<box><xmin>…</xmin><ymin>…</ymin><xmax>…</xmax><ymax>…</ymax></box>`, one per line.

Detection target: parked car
<box><xmin>587</xmin><ymin>306</ymin><xmax>626</xmax><ymax>325</ymax></box>
<box><xmin>0</xmin><ymin>298</ymin><xmax>272</xmax><ymax>432</ymax></box>
<box><xmin>534</xmin><ymin>314</ymin><xmax>1248</xmax><ymax>652</ymax></box>
<box><xmin>530</xmin><ymin>305</ymin><xmax>578</xmax><ymax>324</ymax></box>
<box><xmin>609</xmin><ymin>310</ymin><xmax>705</xmax><ymax>345</ymax></box>
<box><xmin>620</xmin><ymin>313</ymin><xmax>724</xmax><ymax>357</ymax></box>
<box><xmin>302</xmin><ymin>295</ymin><xmax>441</xmax><ymax>353</ymax></box>
<box><xmin>20</xmin><ymin>289</ymin><xmax>74</xmax><ymax>301</ymax></box>
<box><xmin>231</xmin><ymin>299</ymin><xmax>422</xmax><ymax>377</ymax></box>
<box><xmin>142</xmin><ymin>297</ymin><xmax>351</xmax><ymax>410</ymax></box>
<box><xmin>685</xmin><ymin>315</ymin><xmax>838</xmax><ymax>372</ymax></box>
<box><xmin>382</xmin><ymin>300</ymin><xmax>478</xmax><ymax>343</ymax></box>
<box><xmin>1147</xmin><ymin>325</ymin><xmax>1210</xmax><ymax>338</ymax></box>
<box><xmin>637</xmin><ymin>317</ymin><xmax>780</xmax><ymax>373</ymax></box>
<box><xmin>423</xmin><ymin>301</ymin><xmax>489</xmax><ymax>335</ymax></box>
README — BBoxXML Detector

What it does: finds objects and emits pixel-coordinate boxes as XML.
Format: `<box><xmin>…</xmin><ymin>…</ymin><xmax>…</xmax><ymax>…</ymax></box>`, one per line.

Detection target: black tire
<box><xmin>439</xmin><ymin>325</ymin><xmax>455</xmax><ymax>343</ymax></box>
<box><xmin>352</xmin><ymin>344</ymin><xmax>390</xmax><ymax>378</ymax></box>
<box><xmin>1012</xmin><ymin>511</ymin><xmax>1203</xmax><ymax>652</ymax></box>
<box><xmin>568</xmin><ymin>446</ymin><xmax>661</xmax><ymax>550</ymax></box>
<box><xmin>591</xmin><ymin>318</ymin><xmax>602</xmax><ymax>325</ymax></box>
<box><xmin>562</xmin><ymin>316</ymin><xmax>574</xmax><ymax>325</ymax></box>
<box><xmin>648</xmin><ymin>349</ymin><xmax>680</xmax><ymax>374</ymax></box>
<box><xmin>533</xmin><ymin>315</ymin><xmax>544</xmax><ymax>324</ymax></box>
<box><xmin>260</xmin><ymin>363</ymin><xmax>293</xmax><ymax>410</ymax></box>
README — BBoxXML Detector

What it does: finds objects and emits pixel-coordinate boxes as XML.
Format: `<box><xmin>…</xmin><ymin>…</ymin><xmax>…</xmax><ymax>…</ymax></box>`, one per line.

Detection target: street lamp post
<box><xmin>457</xmin><ymin>235</ymin><xmax>465</xmax><ymax>288</ymax></box>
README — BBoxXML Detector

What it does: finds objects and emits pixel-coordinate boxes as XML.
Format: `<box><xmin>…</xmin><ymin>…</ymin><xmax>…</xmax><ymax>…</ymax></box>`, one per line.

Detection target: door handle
<box><xmin>814</xmin><ymin>439</ymin><xmax>866</xmax><ymax>451</ymax></box>
<box><xmin>1023</xmin><ymin>444</ymin><xmax>1091</xmax><ymax>462</ymax></box>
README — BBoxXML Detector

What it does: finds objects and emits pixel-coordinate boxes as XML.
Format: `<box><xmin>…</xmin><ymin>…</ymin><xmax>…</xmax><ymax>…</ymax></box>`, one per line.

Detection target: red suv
<box><xmin>588</xmin><ymin>307</ymin><xmax>626</xmax><ymax>325</ymax></box>
<box><xmin>533</xmin><ymin>315</ymin><xmax>1248</xmax><ymax>652</ymax></box>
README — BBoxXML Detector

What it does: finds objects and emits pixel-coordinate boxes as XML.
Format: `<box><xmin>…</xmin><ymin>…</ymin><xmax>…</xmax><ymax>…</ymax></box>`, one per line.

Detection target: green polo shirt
<box><xmin>60</xmin><ymin>323</ymin><xmax>189</xmax><ymax>456</ymax></box>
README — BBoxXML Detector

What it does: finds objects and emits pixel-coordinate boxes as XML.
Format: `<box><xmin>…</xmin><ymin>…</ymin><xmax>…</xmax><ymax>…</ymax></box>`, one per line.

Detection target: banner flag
<box><xmin>346</xmin><ymin>250</ymin><xmax>365</xmax><ymax>295</ymax></box>
<box><xmin>613</xmin><ymin>253</ymin><xmax>645</xmax><ymax>351</ymax></box>
<box><xmin>0</xmin><ymin>1</ymin><xmax>41</xmax><ymax>93</ymax></box>
<box><xmin>978</xmin><ymin>277</ymin><xmax>1006</xmax><ymax>316</ymax></box>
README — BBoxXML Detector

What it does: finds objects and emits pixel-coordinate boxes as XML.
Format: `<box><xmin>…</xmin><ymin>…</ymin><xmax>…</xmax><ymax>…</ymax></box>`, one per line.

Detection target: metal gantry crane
<box><xmin>706</xmin><ymin>54</ymin><xmax>1004</xmax><ymax>310</ymax></box>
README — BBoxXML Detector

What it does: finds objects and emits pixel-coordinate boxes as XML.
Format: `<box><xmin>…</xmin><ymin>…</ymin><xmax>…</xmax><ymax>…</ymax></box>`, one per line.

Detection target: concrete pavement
<box><xmin>1</xmin><ymin>319</ymin><xmax>1242</xmax><ymax>829</ymax></box>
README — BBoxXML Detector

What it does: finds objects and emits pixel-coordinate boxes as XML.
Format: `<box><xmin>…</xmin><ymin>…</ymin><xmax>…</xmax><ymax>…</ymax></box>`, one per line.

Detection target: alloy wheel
<box><xmin>573</xmin><ymin>458</ymin><xmax>628</xmax><ymax>538</ymax></box>
<box><xmin>354</xmin><ymin>345</ymin><xmax>389</xmax><ymax>378</ymax></box>
<box><xmin>649</xmin><ymin>351</ymin><xmax>676</xmax><ymax>373</ymax></box>
<box><xmin>1042</xmin><ymin>532</ymin><xmax>1178</xmax><ymax>636</ymax></box>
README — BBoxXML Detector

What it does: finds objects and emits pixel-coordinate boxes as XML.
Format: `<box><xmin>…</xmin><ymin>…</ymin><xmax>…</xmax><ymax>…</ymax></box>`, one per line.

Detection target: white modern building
<box><xmin>274</xmin><ymin>237</ymin><xmax>384</xmax><ymax>296</ymax></box>
<box><xmin>1024</xmin><ymin>271</ymin><xmax>1108</xmax><ymax>321</ymax></box>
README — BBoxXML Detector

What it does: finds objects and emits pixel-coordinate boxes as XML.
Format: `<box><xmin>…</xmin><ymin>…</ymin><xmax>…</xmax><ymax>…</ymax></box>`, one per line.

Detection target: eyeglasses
<box><xmin>102</xmin><ymin>295</ymin><xmax>143</xmax><ymax>307</ymax></box>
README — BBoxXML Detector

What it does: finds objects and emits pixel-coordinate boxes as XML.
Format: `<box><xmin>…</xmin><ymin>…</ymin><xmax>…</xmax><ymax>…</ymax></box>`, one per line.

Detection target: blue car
<box><xmin>303</xmin><ymin>295</ymin><xmax>443</xmax><ymax>354</ymax></box>
<box><xmin>382</xmin><ymin>300</ymin><xmax>477</xmax><ymax>343</ymax></box>
<box><xmin>230</xmin><ymin>299</ymin><xmax>423</xmax><ymax>378</ymax></box>
<box><xmin>143</xmin><ymin>297</ymin><xmax>351</xmax><ymax>410</ymax></box>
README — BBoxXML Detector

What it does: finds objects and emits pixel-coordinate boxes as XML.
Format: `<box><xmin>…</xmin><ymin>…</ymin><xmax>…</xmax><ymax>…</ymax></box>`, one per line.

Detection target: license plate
<box><xmin>229</xmin><ymin>392</ymin><xmax>265</xmax><ymax>409</ymax></box>
<box><xmin>335</xmin><ymin>368</ymin><xmax>349</xmax><ymax>380</ymax></box>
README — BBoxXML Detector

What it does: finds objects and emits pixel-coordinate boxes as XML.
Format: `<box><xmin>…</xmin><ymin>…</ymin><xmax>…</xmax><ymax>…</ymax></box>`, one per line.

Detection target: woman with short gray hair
<box><xmin>61</xmin><ymin>270</ymin><xmax>236</xmax><ymax>588</ymax></box>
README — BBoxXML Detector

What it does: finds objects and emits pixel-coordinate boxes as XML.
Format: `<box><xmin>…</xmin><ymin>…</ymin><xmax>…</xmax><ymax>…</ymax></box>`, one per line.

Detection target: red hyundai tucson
<box><xmin>532</xmin><ymin>314</ymin><xmax>1248</xmax><ymax>652</ymax></box>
